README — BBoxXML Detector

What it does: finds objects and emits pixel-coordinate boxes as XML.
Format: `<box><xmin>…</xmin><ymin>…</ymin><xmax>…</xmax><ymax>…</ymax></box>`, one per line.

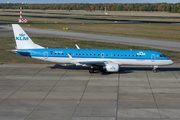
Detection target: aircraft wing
<box><xmin>68</xmin><ymin>54</ymin><xmax>120</xmax><ymax>67</ymax></box>
<box><xmin>78</xmin><ymin>60</ymin><xmax>121</xmax><ymax>72</ymax></box>
<box><xmin>79</xmin><ymin>61</ymin><xmax>107</xmax><ymax>65</ymax></box>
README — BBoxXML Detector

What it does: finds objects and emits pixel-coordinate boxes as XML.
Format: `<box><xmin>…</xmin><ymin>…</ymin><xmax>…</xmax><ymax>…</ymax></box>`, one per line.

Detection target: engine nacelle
<box><xmin>105</xmin><ymin>63</ymin><xmax>119</xmax><ymax>72</ymax></box>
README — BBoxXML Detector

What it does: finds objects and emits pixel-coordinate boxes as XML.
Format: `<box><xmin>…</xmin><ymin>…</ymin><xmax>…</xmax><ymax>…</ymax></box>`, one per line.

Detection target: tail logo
<box><xmin>19</xmin><ymin>33</ymin><xmax>25</xmax><ymax>36</ymax></box>
<box><xmin>16</xmin><ymin>33</ymin><xmax>29</xmax><ymax>41</ymax></box>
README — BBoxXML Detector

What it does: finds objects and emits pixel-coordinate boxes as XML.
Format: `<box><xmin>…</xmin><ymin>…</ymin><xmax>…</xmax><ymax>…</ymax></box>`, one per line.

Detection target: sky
<box><xmin>1</xmin><ymin>0</ymin><xmax>179</xmax><ymax>3</ymax></box>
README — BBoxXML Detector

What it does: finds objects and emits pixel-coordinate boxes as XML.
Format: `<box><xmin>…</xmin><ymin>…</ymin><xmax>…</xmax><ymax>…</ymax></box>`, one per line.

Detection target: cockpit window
<box><xmin>160</xmin><ymin>54</ymin><xmax>166</xmax><ymax>57</ymax></box>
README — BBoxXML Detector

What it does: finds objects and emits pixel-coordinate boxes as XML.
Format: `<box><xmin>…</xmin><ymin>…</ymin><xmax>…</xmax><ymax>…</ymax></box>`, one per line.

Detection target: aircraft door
<box><xmin>151</xmin><ymin>54</ymin><xmax>155</xmax><ymax>62</ymax></box>
<box><xmin>44</xmin><ymin>51</ymin><xmax>48</xmax><ymax>59</ymax></box>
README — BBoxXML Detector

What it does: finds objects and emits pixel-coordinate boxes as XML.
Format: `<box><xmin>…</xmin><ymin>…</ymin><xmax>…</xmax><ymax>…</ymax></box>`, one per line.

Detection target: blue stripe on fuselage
<box><xmin>16</xmin><ymin>48</ymin><xmax>170</xmax><ymax>60</ymax></box>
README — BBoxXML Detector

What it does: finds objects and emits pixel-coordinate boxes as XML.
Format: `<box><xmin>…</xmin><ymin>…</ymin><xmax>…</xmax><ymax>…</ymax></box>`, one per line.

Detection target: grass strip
<box><xmin>0</xmin><ymin>36</ymin><xmax>179</xmax><ymax>64</ymax></box>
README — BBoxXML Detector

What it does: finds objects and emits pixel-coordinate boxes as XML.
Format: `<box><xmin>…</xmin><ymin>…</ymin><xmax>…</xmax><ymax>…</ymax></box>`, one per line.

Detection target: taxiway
<box><xmin>0</xmin><ymin>64</ymin><xmax>180</xmax><ymax>120</ymax></box>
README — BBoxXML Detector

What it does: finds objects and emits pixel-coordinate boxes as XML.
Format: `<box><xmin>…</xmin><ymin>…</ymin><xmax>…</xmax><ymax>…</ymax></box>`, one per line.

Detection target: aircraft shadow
<box><xmin>120</xmin><ymin>67</ymin><xmax>180</xmax><ymax>74</ymax></box>
<box><xmin>48</xmin><ymin>64</ymin><xmax>180</xmax><ymax>75</ymax></box>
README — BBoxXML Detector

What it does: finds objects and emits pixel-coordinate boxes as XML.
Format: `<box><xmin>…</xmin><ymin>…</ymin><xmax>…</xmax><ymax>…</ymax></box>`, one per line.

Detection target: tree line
<box><xmin>0</xmin><ymin>3</ymin><xmax>180</xmax><ymax>13</ymax></box>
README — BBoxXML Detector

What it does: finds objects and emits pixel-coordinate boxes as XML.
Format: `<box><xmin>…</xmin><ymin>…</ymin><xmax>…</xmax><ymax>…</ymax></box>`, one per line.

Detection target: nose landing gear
<box><xmin>153</xmin><ymin>65</ymin><xmax>158</xmax><ymax>73</ymax></box>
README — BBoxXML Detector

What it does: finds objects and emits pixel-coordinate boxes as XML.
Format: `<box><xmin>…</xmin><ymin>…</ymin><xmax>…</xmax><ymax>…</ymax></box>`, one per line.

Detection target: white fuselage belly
<box><xmin>32</xmin><ymin>56</ymin><xmax>172</xmax><ymax>66</ymax></box>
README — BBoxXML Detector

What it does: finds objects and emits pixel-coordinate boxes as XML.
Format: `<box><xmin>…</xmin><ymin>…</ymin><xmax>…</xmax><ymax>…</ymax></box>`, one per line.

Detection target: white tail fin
<box><xmin>12</xmin><ymin>24</ymin><xmax>44</xmax><ymax>49</ymax></box>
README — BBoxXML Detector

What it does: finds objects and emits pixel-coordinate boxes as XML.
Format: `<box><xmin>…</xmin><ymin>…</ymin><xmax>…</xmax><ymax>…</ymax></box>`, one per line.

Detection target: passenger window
<box><xmin>79</xmin><ymin>53</ymin><xmax>81</xmax><ymax>55</ymax></box>
<box><xmin>114</xmin><ymin>54</ymin><xmax>116</xmax><ymax>56</ymax></box>
<box><xmin>86</xmin><ymin>54</ymin><xmax>88</xmax><ymax>55</ymax></box>
<box><xmin>136</xmin><ymin>55</ymin><xmax>138</xmax><ymax>57</ymax></box>
<box><xmin>76</xmin><ymin>53</ymin><xmax>78</xmax><ymax>55</ymax></box>
<box><xmin>140</xmin><ymin>55</ymin><xmax>142</xmax><ymax>57</ymax></box>
<box><xmin>62</xmin><ymin>53</ymin><xmax>64</xmax><ymax>55</ymax></box>
<box><xmin>106</xmin><ymin>54</ymin><xmax>108</xmax><ymax>56</ymax></box>
<box><xmin>121</xmin><ymin>55</ymin><xmax>123</xmax><ymax>56</ymax></box>
<box><xmin>90</xmin><ymin>54</ymin><xmax>92</xmax><ymax>56</ymax></box>
<box><xmin>55</xmin><ymin>53</ymin><xmax>56</xmax><ymax>55</ymax></box>
<box><xmin>110</xmin><ymin>54</ymin><xmax>112</xmax><ymax>56</ymax></box>
<box><xmin>58</xmin><ymin>53</ymin><xmax>60</xmax><ymax>55</ymax></box>
<box><xmin>129</xmin><ymin>55</ymin><xmax>130</xmax><ymax>57</ymax></box>
<box><xmin>73</xmin><ymin>53</ymin><xmax>74</xmax><ymax>55</ymax></box>
<box><xmin>94</xmin><ymin>54</ymin><xmax>96</xmax><ymax>56</ymax></box>
<box><xmin>69</xmin><ymin>53</ymin><xmax>71</xmax><ymax>55</ymax></box>
<box><xmin>132</xmin><ymin>55</ymin><xmax>134</xmax><ymax>57</ymax></box>
<box><xmin>98</xmin><ymin>54</ymin><xmax>100</xmax><ymax>56</ymax></box>
<box><xmin>66</xmin><ymin>53</ymin><xmax>67</xmax><ymax>55</ymax></box>
<box><xmin>83</xmin><ymin>54</ymin><xmax>84</xmax><ymax>55</ymax></box>
<box><xmin>125</xmin><ymin>55</ymin><xmax>127</xmax><ymax>56</ymax></box>
<box><xmin>118</xmin><ymin>54</ymin><xmax>119</xmax><ymax>56</ymax></box>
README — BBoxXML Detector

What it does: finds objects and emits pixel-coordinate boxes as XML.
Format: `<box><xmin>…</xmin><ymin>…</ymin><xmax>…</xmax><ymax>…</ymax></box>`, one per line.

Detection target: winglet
<box><xmin>68</xmin><ymin>54</ymin><xmax>81</xmax><ymax>65</ymax></box>
<box><xmin>68</xmin><ymin>54</ymin><xmax>73</xmax><ymax>60</ymax></box>
<box><xmin>75</xmin><ymin>44</ymin><xmax>80</xmax><ymax>49</ymax></box>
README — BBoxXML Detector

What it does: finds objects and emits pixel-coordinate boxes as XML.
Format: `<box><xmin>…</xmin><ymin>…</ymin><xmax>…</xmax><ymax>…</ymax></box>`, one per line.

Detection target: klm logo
<box><xmin>110</xmin><ymin>66</ymin><xmax>116</xmax><ymax>69</ymax></box>
<box><xmin>16</xmin><ymin>33</ymin><xmax>29</xmax><ymax>41</ymax></box>
<box><xmin>137</xmin><ymin>51</ymin><xmax>146</xmax><ymax>55</ymax></box>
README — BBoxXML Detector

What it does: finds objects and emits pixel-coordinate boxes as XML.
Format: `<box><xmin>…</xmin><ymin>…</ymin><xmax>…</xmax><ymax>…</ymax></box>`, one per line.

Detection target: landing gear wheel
<box><xmin>153</xmin><ymin>69</ymin><xmax>157</xmax><ymax>73</ymax></box>
<box><xmin>152</xmin><ymin>65</ymin><xmax>158</xmax><ymax>73</ymax></box>
<box><xmin>89</xmin><ymin>69</ymin><xmax>94</xmax><ymax>73</ymax></box>
<box><xmin>101</xmin><ymin>69</ymin><xmax>106</xmax><ymax>72</ymax></box>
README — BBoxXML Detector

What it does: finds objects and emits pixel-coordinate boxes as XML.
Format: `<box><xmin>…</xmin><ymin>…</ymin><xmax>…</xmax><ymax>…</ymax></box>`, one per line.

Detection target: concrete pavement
<box><xmin>0</xmin><ymin>64</ymin><xmax>180</xmax><ymax>120</ymax></box>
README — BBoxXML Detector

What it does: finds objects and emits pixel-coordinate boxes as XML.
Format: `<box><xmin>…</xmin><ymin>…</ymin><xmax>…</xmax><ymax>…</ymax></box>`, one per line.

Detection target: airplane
<box><xmin>9</xmin><ymin>24</ymin><xmax>174</xmax><ymax>73</ymax></box>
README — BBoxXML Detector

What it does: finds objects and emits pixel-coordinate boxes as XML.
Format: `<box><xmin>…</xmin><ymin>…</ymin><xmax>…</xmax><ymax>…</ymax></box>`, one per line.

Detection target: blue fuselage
<box><xmin>16</xmin><ymin>48</ymin><xmax>173</xmax><ymax>66</ymax></box>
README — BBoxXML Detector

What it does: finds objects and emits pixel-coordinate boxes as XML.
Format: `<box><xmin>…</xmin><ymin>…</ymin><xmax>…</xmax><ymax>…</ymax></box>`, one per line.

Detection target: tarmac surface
<box><xmin>0</xmin><ymin>64</ymin><xmax>180</xmax><ymax>120</ymax></box>
<box><xmin>1</xmin><ymin>25</ymin><xmax>180</xmax><ymax>51</ymax></box>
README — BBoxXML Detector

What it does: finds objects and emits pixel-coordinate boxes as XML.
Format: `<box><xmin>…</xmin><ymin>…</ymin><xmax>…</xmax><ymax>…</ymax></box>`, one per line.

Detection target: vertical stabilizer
<box><xmin>12</xmin><ymin>24</ymin><xmax>44</xmax><ymax>49</ymax></box>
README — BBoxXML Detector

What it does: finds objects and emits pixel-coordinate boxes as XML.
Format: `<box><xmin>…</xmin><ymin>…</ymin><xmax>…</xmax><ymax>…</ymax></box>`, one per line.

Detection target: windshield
<box><xmin>160</xmin><ymin>54</ymin><xmax>166</xmax><ymax>57</ymax></box>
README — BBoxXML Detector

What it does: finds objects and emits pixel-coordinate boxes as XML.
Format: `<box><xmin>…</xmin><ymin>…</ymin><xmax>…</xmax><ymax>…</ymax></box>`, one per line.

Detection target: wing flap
<box><xmin>79</xmin><ymin>60</ymin><xmax>121</xmax><ymax>66</ymax></box>
<box><xmin>79</xmin><ymin>61</ymin><xmax>107</xmax><ymax>65</ymax></box>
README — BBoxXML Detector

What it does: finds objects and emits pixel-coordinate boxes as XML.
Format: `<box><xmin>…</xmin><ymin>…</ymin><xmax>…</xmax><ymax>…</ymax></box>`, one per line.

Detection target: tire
<box><xmin>89</xmin><ymin>69</ymin><xmax>94</xmax><ymax>73</ymax></box>
<box><xmin>153</xmin><ymin>69</ymin><xmax>157</xmax><ymax>73</ymax></box>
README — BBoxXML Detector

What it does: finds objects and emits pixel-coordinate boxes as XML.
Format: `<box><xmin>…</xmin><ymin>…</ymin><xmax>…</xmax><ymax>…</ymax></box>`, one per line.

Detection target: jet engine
<box><xmin>104</xmin><ymin>63</ymin><xmax>119</xmax><ymax>72</ymax></box>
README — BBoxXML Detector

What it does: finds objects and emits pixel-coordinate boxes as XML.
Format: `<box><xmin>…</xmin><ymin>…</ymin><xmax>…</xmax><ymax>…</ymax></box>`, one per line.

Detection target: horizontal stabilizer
<box><xmin>7</xmin><ymin>49</ymin><xmax>30</xmax><ymax>54</ymax></box>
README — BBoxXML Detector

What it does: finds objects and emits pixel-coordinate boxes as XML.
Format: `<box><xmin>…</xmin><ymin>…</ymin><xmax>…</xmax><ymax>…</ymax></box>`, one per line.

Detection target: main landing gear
<box><xmin>89</xmin><ymin>69</ymin><xmax>94</xmax><ymax>73</ymax></box>
<box><xmin>89</xmin><ymin>66</ymin><xmax>94</xmax><ymax>73</ymax></box>
<box><xmin>89</xmin><ymin>66</ymin><xmax>106</xmax><ymax>73</ymax></box>
<box><xmin>153</xmin><ymin>65</ymin><xmax>158</xmax><ymax>73</ymax></box>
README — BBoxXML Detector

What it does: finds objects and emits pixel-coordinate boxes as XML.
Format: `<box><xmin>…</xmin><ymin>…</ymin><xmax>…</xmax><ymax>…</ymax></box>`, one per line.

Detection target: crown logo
<box><xmin>19</xmin><ymin>33</ymin><xmax>25</xmax><ymax>36</ymax></box>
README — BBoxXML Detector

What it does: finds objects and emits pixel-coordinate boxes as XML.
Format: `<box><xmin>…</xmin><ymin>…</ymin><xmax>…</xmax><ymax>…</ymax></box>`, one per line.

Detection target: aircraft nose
<box><xmin>168</xmin><ymin>59</ymin><xmax>174</xmax><ymax>65</ymax></box>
